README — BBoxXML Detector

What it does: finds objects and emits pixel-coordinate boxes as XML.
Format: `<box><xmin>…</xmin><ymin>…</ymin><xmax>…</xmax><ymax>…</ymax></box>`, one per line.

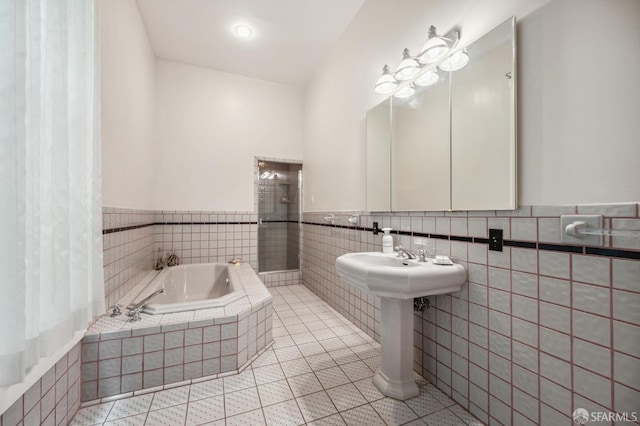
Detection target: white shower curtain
<box><xmin>0</xmin><ymin>0</ymin><xmax>105</xmax><ymax>386</ymax></box>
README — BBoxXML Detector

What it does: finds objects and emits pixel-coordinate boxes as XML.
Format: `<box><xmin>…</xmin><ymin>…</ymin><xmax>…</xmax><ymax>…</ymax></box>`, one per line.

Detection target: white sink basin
<box><xmin>335</xmin><ymin>251</ymin><xmax>467</xmax><ymax>401</ymax></box>
<box><xmin>335</xmin><ymin>252</ymin><xmax>466</xmax><ymax>299</ymax></box>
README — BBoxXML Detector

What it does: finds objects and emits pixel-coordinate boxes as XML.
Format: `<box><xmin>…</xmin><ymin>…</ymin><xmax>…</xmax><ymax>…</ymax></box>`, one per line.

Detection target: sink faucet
<box><xmin>395</xmin><ymin>245</ymin><xmax>416</xmax><ymax>260</ymax></box>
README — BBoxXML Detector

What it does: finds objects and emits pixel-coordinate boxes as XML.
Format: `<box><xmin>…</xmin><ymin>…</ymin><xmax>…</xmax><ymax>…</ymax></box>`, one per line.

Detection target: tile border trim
<box><xmin>301</xmin><ymin>221</ymin><xmax>640</xmax><ymax>260</ymax></box>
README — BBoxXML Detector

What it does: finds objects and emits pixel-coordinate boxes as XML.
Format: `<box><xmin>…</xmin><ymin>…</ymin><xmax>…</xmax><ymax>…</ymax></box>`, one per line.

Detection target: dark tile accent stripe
<box><xmin>504</xmin><ymin>240</ymin><xmax>537</xmax><ymax>249</ymax></box>
<box><xmin>450</xmin><ymin>235</ymin><xmax>473</xmax><ymax>243</ymax></box>
<box><xmin>430</xmin><ymin>233</ymin><xmax>450</xmax><ymax>240</ymax></box>
<box><xmin>103</xmin><ymin>221</ymin><xmax>258</xmax><ymax>234</ymax></box>
<box><xmin>102</xmin><ymin>223</ymin><xmax>155</xmax><ymax>235</ymax></box>
<box><xmin>538</xmin><ymin>243</ymin><xmax>584</xmax><ymax>254</ymax></box>
<box><xmin>158</xmin><ymin>221</ymin><xmax>258</xmax><ymax>225</ymax></box>
<box><xmin>301</xmin><ymin>220</ymin><xmax>640</xmax><ymax>260</ymax></box>
<box><xmin>586</xmin><ymin>247</ymin><xmax>640</xmax><ymax>260</ymax></box>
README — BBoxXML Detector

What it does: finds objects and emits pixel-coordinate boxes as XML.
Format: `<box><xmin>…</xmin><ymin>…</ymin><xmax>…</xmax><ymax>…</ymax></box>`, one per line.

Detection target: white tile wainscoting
<box><xmin>301</xmin><ymin>203</ymin><xmax>640</xmax><ymax>425</ymax></box>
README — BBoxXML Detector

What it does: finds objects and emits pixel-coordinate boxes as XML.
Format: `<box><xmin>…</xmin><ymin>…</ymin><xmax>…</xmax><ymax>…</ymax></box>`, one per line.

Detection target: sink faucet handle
<box><xmin>394</xmin><ymin>245</ymin><xmax>405</xmax><ymax>257</ymax></box>
<box><xmin>416</xmin><ymin>249</ymin><xmax>427</xmax><ymax>262</ymax></box>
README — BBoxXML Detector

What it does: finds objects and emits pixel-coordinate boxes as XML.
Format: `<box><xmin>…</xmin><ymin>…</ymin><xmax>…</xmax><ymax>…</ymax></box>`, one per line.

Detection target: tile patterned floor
<box><xmin>71</xmin><ymin>285</ymin><xmax>485</xmax><ymax>426</ymax></box>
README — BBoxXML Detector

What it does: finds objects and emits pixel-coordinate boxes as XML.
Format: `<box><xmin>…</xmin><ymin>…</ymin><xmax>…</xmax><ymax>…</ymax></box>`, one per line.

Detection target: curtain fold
<box><xmin>0</xmin><ymin>0</ymin><xmax>104</xmax><ymax>387</ymax></box>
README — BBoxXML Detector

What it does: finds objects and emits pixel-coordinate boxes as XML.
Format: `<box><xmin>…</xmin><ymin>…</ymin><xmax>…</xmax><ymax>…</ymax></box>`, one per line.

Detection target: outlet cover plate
<box><xmin>489</xmin><ymin>229</ymin><xmax>503</xmax><ymax>251</ymax></box>
<box><xmin>560</xmin><ymin>215</ymin><xmax>603</xmax><ymax>246</ymax></box>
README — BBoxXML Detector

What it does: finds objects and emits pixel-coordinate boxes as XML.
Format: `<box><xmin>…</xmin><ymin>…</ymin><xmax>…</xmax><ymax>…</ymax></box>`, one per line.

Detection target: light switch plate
<box><xmin>560</xmin><ymin>215</ymin><xmax>603</xmax><ymax>246</ymax></box>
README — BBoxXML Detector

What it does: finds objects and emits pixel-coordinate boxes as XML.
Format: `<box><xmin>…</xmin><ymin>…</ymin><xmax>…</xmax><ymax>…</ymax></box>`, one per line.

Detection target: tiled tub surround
<box><xmin>102</xmin><ymin>208</ymin><xmax>259</xmax><ymax>309</ymax></box>
<box><xmin>301</xmin><ymin>203</ymin><xmax>640</xmax><ymax>426</ymax></box>
<box><xmin>71</xmin><ymin>285</ymin><xmax>484</xmax><ymax>426</ymax></box>
<box><xmin>81</xmin><ymin>265</ymin><xmax>273</xmax><ymax>402</ymax></box>
<box><xmin>103</xmin><ymin>208</ymin><xmax>156</xmax><ymax>309</ymax></box>
<box><xmin>0</xmin><ymin>344</ymin><xmax>81</xmax><ymax>426</ymax></box>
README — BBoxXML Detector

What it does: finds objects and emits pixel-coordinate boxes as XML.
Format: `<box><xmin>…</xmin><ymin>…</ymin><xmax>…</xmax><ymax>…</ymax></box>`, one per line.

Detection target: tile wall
<box><xmin>102</xmin><ymin>208</ymin><xmax>259</xmax><ymax>310</ymax></box>
<box><xmin>0</xmin><ymin>344</ymin><xmax>81</xmax><ymax>426</ymax></box>
<box><xmin>301</xmin><ymin>204</ymin><xmax>640</xmax><ymax>426</ymax></box>
<box><xmin>102</xmin><ymin>208</ymin><xmax>156</xmax><ymax>309</ymax></box>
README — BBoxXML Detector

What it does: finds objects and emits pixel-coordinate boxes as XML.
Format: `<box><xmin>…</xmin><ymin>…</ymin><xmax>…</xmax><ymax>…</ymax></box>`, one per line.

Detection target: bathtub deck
<box><xmin>80</xmin><ymin>264</ymin><xmax>273</xmax><ymax>402</ymax></box>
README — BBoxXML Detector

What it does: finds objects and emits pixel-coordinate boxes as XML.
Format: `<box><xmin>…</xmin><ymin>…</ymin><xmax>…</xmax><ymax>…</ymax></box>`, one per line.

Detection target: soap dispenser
<box><xmin>381</xmin><ymin>228</ymin><xmax>393</xmax><ymax>253</ymax></box>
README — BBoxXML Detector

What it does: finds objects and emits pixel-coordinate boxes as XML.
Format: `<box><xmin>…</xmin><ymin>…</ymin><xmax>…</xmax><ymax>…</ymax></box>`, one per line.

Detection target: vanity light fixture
<box><xmin>439</xmin><ymin>49</ymin><xmax>469</xmax><ymax>71</ymax></box>
<box><xmin>393</xmin><ymin>83</ymin><xmax>415</xmax><ymax>99</ymax></box>
<box><xmin>375</xmin><ymin>65</ymin><xmax>399</xmax><ymax>94</ymax></box>
<box><xmin>418</xmin><ymin>25</ymin><xmax>460</xmax><ymax>64</ymax></box>
<box><xmin>414</xmin><ymin>69</ymin><xmax>439</xmax><ymax>87</ymax></box>
<box><xmin>374</xmin><ymin>25</ymin><xmax>467</xmax><ymax>98</ymax></box>
<box><xmin>395</xmin><ymin>48</ymin><xmax>420</xmax><ymax>80</ymax></box>
<box><xmin>234</xmin><ymin>24</ymin><xmax>254</xmax><ymax>39</ymax></box>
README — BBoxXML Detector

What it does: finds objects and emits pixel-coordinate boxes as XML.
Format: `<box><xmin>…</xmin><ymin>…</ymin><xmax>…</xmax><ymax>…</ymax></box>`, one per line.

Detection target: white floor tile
<box><xmin>257</xmin><ymin>379</ymin><xmax>295</xmax><ymax>406</ymax></box>
<box><xmin>296</xmin><ymin>390</ymin><xmax>338</xmax><ymax>422</ymax></box>
<box><xmin>189</xmin><ymin>378</ymin><xmax>223</xmax><ymax>401</ymax></box>
<box><xmin>315</xmin><ymin>366</ymin><xmax>351</xmax><ymax>389</ymax></box>
<box><xmin>224</xmin><ymin>387</ymin><xmax>261</xmax><ymax>417</ymax></box>
<box><xmin>105</xmin><ymin>394</ymin><xmax>152</xmax><ymax>422</ymax></box>
<box><xmin>280</xmin><ymin>358</ymin><xmax>312</xmax><ymax>378</ymax></box>
<box><xmin>287</xmin><ymin>372</ymin><xmax>324</xmax><ymax>397</ymax></box>
<box><xmin>422</xmin><ymin>408</ymin><xmax>468</xmax><ymax>425</ymax></box>
<box><xmin>185</xmin><ymin>395</ymin><xmax>225</xmax><ymax>425</ymax></box>
<box><xmin>326</xmin><ymin>383</ymin><xmax>368</xmax><ymax>412</ymax></box>
<box><xmin>371</xmin><ymin>397</ymin><xmax>419</xmax><ymax>425</ymax></box>
<box><xmin>262</xmin><ymin>399</ymin><xmax>305</xmax><ymax>426</ymax></box>
<box><xmin>341</xmin><ymin>404</ymin><xmax>386</xmax><ymax>426</ymax></box>
<box><xmin>225</xmin><ymin>408</ymin><xmax>266</xmax><ymax>426</ymax></box>
<box><xmin>150</xmin><ymin>385</ymin><xmax>189</xmax><ymax>410</ymax></box>
<box><xmin>253</xmin><ymin>364</ymin><xmax>286</xmax><ymax>385</ymax></box>
<box><xmin>145</xmin><ymin>403</ymin><xmax>186</xmax><ymax>426</ymax></box>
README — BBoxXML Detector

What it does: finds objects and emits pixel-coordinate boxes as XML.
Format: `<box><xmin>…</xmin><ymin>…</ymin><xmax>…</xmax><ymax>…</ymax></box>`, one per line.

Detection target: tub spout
<box><xmin>128</xmin><ymin>289</ymin><xmax>164</xmax><ymax>318</ymax></box>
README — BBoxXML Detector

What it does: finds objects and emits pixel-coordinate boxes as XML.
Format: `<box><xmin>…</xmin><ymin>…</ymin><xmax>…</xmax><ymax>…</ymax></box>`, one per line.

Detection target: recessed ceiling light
<box><xmin>234</xmin><ymin>24</ymin><xmax>254</xmax><ymax>39</ymax></box>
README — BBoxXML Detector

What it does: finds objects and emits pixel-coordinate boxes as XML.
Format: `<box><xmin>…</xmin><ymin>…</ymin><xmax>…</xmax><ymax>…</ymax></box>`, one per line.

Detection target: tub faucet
<box><xmin>128</xmin><ymin>289</ymin><xmax>164</xmax><ymax>321</ymax></box>
<box><xmin>395</xmin><ymin>245</ymin><xmax>416</xmax><ymax>260</ymax></box>
<box><xmin>167</xmin><ymin>250</ymin><xmax>179</xmax><ymax>267</ymax></box>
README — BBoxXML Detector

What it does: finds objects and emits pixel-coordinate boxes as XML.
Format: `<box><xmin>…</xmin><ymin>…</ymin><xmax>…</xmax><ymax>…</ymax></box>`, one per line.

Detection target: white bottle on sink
<box><xmin>381</xmin><ymin>228</ymin><xmax>393</xmax><ymax>253</ymax></box>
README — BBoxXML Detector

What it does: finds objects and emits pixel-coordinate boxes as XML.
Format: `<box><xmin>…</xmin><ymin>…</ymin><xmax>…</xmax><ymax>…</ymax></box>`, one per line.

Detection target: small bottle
<box><xmin>381</xmin><ymin>228</ymin><xmax>393</xmax><ymax>253</ymax></box>
<box><xmin>154</xmin><ymin>248</ymin><xmax>164</xmax><ymax>270</ymax></box>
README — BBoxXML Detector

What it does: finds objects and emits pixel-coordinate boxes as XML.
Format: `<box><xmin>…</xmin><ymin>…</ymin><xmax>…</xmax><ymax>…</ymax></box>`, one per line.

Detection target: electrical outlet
<box><xmin>489</xmin><ymin>229</ymin><xmax>503</xmax><ymax>251</ymax></box>
<box><xmin>372</xmin><ymin>221</ymin><xmax>380</xmax><ymax>235</ymax></box>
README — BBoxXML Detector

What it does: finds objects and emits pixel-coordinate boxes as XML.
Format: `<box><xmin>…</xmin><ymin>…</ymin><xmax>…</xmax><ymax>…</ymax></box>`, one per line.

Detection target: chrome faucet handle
<box><xmin>129</xmin><ymin>309</ymin><xmax>142</xmax><ymax>322</ymax></box>
<box><xmin>416</xmin><ymin>249</ymin><xmax>427</xmax><ymax>262</ymax></box>
<box><xmin>110</xmin><ymin>304</ymin><xmax>122</xmax><ymax>317</ymax></box>
<box><xmin>394</xmin><ymin>245</ymin><xmax>405</xmax><ymax>257</ymax></box>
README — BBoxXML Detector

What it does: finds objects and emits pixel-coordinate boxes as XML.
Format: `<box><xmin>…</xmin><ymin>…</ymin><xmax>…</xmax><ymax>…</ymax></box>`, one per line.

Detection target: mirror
<box><xmin>366</xmin><ymin>98</ymin><xmax>391</xmax><ymax>211</ymax></box>
<box><xmin>366</xmin><ymin>17</ymin><xmax>516</xmax><ymax>212</ymax></box>
<box><xmin>392</xmin><ymin>75</ymin><xmax>450</xmax><ymax>211</ymax></box>
<box><xmin>451</xmin><ymin>18</ymin><xmax>516</xmax><ymax>210</ymax></box>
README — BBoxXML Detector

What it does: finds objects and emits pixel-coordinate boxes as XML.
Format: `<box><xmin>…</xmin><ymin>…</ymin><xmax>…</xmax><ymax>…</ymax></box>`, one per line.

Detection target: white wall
<box><xmin>100</xmin><ymin>0</ymin><xmax>157</xmax><ymax>209</ymax></box>
<box><xmin>303</xmin><ymin>0</ymin><xmax>640</xmax><ymax>211</ymax></box>
<box><xmin>153</xmin><ymin>59</ymin><xmax>304</xmax><ymax>211</ymax></box>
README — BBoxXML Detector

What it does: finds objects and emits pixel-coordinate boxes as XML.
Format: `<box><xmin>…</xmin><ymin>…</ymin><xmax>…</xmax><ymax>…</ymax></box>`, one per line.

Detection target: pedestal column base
<box><xmin>373</xmin><ymin>297</ymin><xmax>419</xmax><ymax>400</ymax></box>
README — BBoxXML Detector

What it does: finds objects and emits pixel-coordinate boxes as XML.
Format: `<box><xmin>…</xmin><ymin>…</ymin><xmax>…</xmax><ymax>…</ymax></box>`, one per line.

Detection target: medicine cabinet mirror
<box><xmin>366</xmin><ymin>17</ymin><xmax>516</xmax><ymax>212</ymax></box>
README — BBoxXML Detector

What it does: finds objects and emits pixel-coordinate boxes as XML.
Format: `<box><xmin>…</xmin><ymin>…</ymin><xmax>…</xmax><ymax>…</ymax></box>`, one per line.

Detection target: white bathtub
<box><xmin>130</xmin><ymin>263</ymin><xmax>246</xmax><ymax>314</ymax></box>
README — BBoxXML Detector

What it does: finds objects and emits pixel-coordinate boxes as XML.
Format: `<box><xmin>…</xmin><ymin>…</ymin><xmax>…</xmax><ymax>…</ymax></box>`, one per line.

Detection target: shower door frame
<box><xmin>254</xmin><ymin>157</ymin><xmax>303</xmax><ymax>274</ymax></box>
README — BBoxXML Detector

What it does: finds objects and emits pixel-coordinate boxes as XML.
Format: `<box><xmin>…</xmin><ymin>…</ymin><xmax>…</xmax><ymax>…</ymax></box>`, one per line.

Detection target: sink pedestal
<box><xmin>373</xmin><ymin>297</ymin><xmax>419</xmax><ymax>400</ymax></box>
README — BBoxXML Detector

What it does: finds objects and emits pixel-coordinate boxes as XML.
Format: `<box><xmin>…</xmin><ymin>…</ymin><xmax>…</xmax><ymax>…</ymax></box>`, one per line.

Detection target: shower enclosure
<box><xmin>257</xmin><ymin>160</ymin><xmax>302</xmax><ymax>273</ymax></box>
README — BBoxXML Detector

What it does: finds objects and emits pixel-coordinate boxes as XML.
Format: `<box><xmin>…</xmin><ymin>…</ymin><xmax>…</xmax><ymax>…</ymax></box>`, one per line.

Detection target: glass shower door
<box><xmin>257</xmin><ymin>161</ymin><xmax>302</xmax><ymax>273</ymax></box>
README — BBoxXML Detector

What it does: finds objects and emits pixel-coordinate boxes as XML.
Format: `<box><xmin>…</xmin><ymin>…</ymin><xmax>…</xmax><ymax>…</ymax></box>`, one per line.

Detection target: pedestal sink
<box><xmin>335</xmin><ymin>252</ymin><xmax>466</xmax><ymax>400</ymax></box>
